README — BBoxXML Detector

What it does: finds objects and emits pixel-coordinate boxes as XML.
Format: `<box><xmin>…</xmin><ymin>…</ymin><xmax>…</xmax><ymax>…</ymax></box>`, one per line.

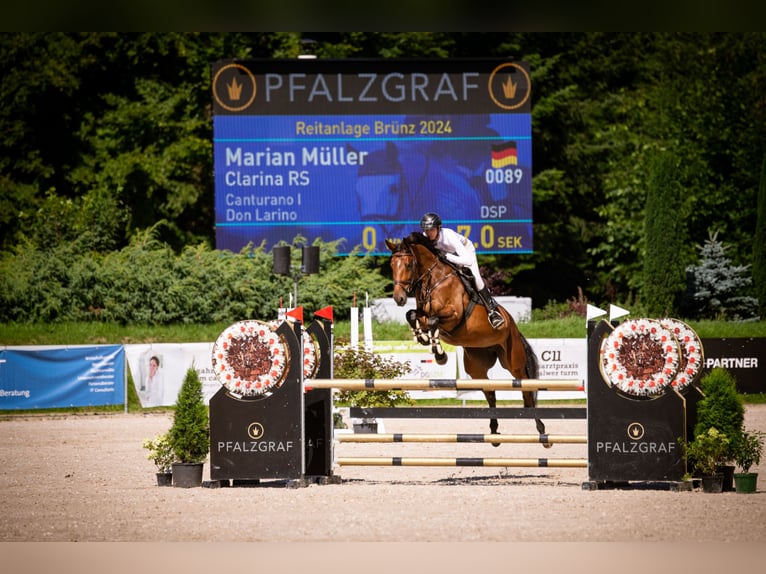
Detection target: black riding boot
<box><xmin>479</xmin><ymin>287</ymin><xmax>505</xmax><ymax>329</ymax></box>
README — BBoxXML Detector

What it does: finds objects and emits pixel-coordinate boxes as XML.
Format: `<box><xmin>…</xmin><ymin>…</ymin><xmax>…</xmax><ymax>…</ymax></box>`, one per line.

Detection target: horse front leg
<box><xmin>426</xmin><ymin>316</ymin><xmax>447</xmax><ymax>365</ymax></box>
<box><xmin>523</xmin><ymin>390</ymin><xmax>551</xmax><ymax>448</ymax></box>
<box><xmin>483</xmin><ymin>390</ymin><xmax>500</xmax><ymax>446</ymax></box>
<box><xmin>406</xmin><ymin>309</ymin><xmax>430</xmax><ymax>346</ymax></box>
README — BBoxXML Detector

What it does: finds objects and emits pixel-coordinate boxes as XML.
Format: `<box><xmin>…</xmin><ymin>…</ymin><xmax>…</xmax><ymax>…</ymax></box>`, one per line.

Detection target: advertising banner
<box><xmin>0</xmin><ymin>345</ymin><xmax>124</xmax><ymax>410</ymax></box>
<box><xmin>370</xmin><ymin>338</ymin><xmax>587</xmax><ymax>401</ymax></box>
<box><xmin>700</xmin><ymin>337</ymin><xmax>763</xmax><ymax>394</ymax></box>
<box><xmin>212</xmin><ymin>59</ymin><xmax>533</xmax><ymax>255</ymax></box>
<box><xmin>455</xmin><ymin>338</ymin><xmax>587</xmax><ymax>401</ymax></box>
<box><xmin>124</xmin><ymin>343</ymin><xmax>218</xmax><ymax>407</ymax></box>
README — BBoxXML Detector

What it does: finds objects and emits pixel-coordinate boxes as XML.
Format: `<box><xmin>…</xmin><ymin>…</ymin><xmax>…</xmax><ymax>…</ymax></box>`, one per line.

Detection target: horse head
<box><xmin>386</xmin><ymin>233</ymin><xmax>442</xmax><ymax>306</ymax></box>
<box><xmin>386</xmin><ymin>237</ymin><xmax>416</xmax><ymax>306</ymax></box>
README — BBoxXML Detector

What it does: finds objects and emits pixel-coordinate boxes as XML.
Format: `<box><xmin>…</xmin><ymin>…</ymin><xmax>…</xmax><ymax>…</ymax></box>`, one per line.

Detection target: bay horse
<box><xmin>385</xmin><ymin>232</ymin><xmax>548</xmax><ymax>446</ymax></box>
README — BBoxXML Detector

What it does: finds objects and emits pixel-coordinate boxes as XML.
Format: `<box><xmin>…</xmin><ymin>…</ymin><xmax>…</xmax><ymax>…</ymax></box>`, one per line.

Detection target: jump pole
<box><xmin>337</xmin><ymin>433</ymin><xmax>587</xmax><ymax>444</ymax></box>
<box><xmin>337</xmin><ymin>457</ymin><xmax>588</xmax><ymax>468</ymax></box>
<box><xmin>306</xmin><ymin>378</ymin><xmax>583</xmax><ymax>392</ymax></box>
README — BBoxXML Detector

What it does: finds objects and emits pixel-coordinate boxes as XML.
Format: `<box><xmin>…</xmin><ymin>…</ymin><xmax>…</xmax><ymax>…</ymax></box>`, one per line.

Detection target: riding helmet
<box><xmin>420</xmin><ymin>212</ymin><xmax>442</xmax><ymax>231</ymax></box>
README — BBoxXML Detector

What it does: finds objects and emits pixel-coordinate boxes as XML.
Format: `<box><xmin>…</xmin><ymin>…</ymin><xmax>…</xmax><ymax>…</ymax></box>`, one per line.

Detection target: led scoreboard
<box><xmin>212</xmin><ymin>59</ymin><xmax>533</xmax><ymax>255</ymax></box>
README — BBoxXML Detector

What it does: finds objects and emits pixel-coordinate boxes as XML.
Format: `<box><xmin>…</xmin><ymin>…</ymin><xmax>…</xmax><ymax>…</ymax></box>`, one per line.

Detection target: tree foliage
<box><xmin>169</xmin><ymin>365</ymin><xmax>209</xmax><ymax>464</ymax></box>
<box><xmin>694</xmin><ymin>367</ymin><xmax>745</xmax><ymax>462</ymax></box>
<box><xmin>642</xmin><ymin>151</ymin><xmax>687</xmax><ymax>316</ymax></box>
<box><xmin>754</xmin><ymin>153</ymin><xmax>766</xmax><ymax>318</ymax></box>
<box><xmin>1</xmin><ymin>32</ymin><xmax>764</xmax><ymax>319</ymax></box>
<box><xmin>683</xmin><ymin>231</ymin><xmax>758</xmax><ymax>320</ymax></box>
<box><xmin>334</xmin><ymin>346</ymin><xmax>413</xmax><ymax>407</ymax></box>
<box><xmin>0</xmin><ymin>228</ymin><xmax>387</xmax><ymax>324</ymax></box>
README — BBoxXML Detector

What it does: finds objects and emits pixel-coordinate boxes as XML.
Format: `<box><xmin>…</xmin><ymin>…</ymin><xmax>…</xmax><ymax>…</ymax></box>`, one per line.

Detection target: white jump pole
<box><xmin>363</xmin><ymin>291</ymin><xmax>373</xmax><ymax>352</ymax></box>
<box><xmin>350</xmin><ymin>292</ymin><xmax>359</xmax><ymax>350</ymax></box>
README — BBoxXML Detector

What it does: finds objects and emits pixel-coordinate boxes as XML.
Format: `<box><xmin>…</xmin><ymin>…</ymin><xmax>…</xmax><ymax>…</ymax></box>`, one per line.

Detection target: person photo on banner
<box><xmin>140</xmin><ymin>353</ymin><xmax>165</xmax><ymax>407</ymax></box>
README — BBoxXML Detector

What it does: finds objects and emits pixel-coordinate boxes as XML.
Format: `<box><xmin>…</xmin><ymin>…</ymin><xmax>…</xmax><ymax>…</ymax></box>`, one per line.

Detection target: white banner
<box><xmin>125</xmin><ymin>337</ymin><xmax>588</xmax><ymax>407</ymax></box>
<box><xmin>125</xmin><ymin>343</ymin><xmax>218</xmax><ymax>407</ymax></box>
<box><xmin>455</xmin><ymin>338</ymin><xmax>587</xmax><ymax>401</ymax></box>
<box><xmin>370</xmin><ymin>338</ymin><xmax>586</xmax><ymax>402</ymax></box>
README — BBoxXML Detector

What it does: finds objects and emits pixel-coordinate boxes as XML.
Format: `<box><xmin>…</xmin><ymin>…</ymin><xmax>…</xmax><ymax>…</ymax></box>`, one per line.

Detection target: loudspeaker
<box><xmin>272</xmin><ymin>246</ymin><xmax>291</xmax><ymax>275</ymax></box>
<box><xmin>302</xmin><ymin>245</ymin><xmax>320</xmax><ymax>274</ymax></box>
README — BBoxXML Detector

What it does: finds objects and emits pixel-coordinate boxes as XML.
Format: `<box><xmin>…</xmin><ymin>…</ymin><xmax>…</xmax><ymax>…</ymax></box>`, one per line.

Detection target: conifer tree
<box><xmin>169</xmin><ymin>366</ymin><xmax>209</xmax><ymax>464</ymax></box>
<box><xmin>684</xmin><ymin>231</ymin><xmax>758</xmax><ymax>320</ymax></box>
<box><xmin>753</xmin><ymin>153</ymin><xmax>766</xmax><ymax>318</ymax></box>
<box><xmin>642</xmin><ymin>151</ymin><xmax>686</xmax><ymax>317</ymax></box>
<box><xmin>694</xmin><ymin>367</ymin><xmax>744</xmax><ymax>461</ymax></box>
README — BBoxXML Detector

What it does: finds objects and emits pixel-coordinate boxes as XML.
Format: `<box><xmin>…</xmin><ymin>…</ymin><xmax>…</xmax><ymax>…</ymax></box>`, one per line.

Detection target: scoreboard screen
<box><xmin>212</xmin><ymin>59</ymin><xmax>532</xmax><ymax>255</ymax></box>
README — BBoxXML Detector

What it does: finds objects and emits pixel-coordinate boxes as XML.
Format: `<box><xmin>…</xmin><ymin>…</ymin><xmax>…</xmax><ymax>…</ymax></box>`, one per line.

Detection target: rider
<box><xmin>420</xmin><ymin>212</ymin><xmax>506</xmax><ymax>329</ymax></box>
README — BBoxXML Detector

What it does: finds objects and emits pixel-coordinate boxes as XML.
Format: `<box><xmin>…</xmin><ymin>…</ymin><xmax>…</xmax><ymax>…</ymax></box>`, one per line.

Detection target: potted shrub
<box><xmin>168</xmin><ymin>365</ymin><xmax>210</xmax><ymax>487</ymax></box>
<box><xmin>693</xmin><ymin>367</ymin><xmax>744</xmax><ymax>490</ymax></box>
<box><xmin>333</xmin><ymin>345</ymin><xmax>413</xmax><ymax>433</ymax></box>
<box><xmin>142</xmin><ymin>432</ymin><xmax>176</xmax><ymax>486</ymax></box>
<box><xmin>732</xmin><ymin>428</ymin><xmax>764</xmax><ymax>493</ymax></box>
<box><xmin>680</xmin><ymin>427</ymin><xmax>730</xmax><ymax>493</ymax></box>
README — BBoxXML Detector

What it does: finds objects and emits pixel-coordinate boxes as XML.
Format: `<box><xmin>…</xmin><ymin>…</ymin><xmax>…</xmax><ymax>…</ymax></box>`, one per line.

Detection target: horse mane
<box><xmin>401</xmin><ymin>231</ymin><xmax>440</xmax><ymax>256</ymax></box>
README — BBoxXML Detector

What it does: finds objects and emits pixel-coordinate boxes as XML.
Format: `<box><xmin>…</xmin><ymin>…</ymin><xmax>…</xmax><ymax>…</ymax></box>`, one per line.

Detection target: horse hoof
<box><xmin>435</xmin><ymin>353</ymin><xmax>447</xmax><ymax>365</ymax></box>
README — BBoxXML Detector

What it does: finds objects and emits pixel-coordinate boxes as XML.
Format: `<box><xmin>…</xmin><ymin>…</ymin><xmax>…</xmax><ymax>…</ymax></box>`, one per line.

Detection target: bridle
<box><xmin>391</xmin><ymin>248</ymin><xmax>417</xmax><ymax>296</ymax></box>
<box><xmin>392</xmin><ymin>242</ymin><xmax>454</xmax><ymax>298</ymax></box>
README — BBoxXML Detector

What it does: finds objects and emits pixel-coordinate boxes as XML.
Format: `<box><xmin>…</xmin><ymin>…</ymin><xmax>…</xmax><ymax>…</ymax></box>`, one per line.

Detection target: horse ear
<box><xmin>385</xmin><ymin>238</ymin><xmax>398</xmax><ymax>252</ymax></box>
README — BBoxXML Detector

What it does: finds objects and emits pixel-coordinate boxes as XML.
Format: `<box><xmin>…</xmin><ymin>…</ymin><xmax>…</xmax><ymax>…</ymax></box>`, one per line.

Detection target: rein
<box><xmin>418</xmin><ymin>261</ymin><xmax>454</xmax><ymax>299</ymax></box>
<box><xmin>396</xmin><ymin>244</ymin><xmax>475</xmax><ymax>334</ymax></box>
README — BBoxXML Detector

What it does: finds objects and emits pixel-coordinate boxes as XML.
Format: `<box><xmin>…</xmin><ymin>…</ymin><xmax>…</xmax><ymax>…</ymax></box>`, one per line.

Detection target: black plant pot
<box><xmin>172</xmin><ymin>462</ymin><xmax>204</xmax><ymax>488</ymax></box>
<box><xmin>353</xmin><ymin>420</ymin><xmax>378</xmax><ymax>434</ymax></box>
<box><xmin>156</xmin><ymin>472</ymin><xmax>173</xmax><ymax>487</ymax></box>
<box><xmin>716</xmin><ymin>465</ymin><xmax>735</xmax><ymax>492</ymax></box>
<box><xmin>701</xmin><ymin>473</ymin><xmax>724</xmax><ymax>493</ymax></box>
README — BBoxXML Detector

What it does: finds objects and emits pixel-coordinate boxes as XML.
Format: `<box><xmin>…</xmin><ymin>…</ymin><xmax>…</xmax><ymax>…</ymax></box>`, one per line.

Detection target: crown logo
<box><xmin>502</xmin><ymin>74</ymin><xmax>518</xmax><ymax>99</ymax></box>
<box><xmin>227</xmin><ymin>77</ymin><xmax>243</xmax><ymax>101</ymax></box>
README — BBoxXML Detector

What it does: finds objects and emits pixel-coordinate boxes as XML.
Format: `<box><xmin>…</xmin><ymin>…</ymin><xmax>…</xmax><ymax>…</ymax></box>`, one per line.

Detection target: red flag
<box><xmin>286</xmin><ymin>306</ymin><xmax>303</xmax><ymax>323</ymax></box>
<box><xmin>315</xmin><ymin>306</ymin><xmax>333</xmax><ymax>322</ymax></box>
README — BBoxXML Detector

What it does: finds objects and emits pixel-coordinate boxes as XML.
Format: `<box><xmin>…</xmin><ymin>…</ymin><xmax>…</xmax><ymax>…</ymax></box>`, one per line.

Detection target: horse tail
<box><xmin>520</xmin><ymin>333</ymin><xmax>539</xmax><ymax>379</ymax></box>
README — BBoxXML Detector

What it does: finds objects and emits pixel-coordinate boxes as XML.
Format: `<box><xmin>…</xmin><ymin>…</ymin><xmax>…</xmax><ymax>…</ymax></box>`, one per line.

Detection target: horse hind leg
<box><xmin>523</xmin><ymin>390</ymin><xmax>551</xmax><ymax>449</ymax></box>
<box><xmin>466</xmin><ymin>349</ymin><xmax>500</xmax><ymax>445</ymax></box>
<box><xmin>483</xmin><ymin>390</ymin><xmax>500</xmax><ymax>446</ymax></box>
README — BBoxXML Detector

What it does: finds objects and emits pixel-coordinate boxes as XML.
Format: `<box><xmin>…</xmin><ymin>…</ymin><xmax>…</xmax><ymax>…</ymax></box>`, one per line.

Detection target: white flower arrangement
<box><xmin>269</xmin><ymin>320</ymin><xmax>318</xmax><ymax>380</ymax></box>
<box><xmin>659</xmin><ymin>318</ymin><xmax>703</xmax><ymax>392</ymax></box>
<box><xmin>142</xmin><ymin>433</ymin><xmax>176</xmax><ymax>473</ymax></box>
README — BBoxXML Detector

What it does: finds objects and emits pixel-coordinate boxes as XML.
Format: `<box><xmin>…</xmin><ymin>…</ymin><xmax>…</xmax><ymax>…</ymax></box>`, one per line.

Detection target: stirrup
<box><xmin>488</xmin><ymin>310</ymin><xmax>505</xmax><ymax>329</ymax></box>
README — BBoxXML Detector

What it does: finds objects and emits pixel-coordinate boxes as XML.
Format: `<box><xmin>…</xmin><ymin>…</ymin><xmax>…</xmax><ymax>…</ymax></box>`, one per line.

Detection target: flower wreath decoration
<box><xmin>268</xmin><ymin>320</ymin><xmax>319</xmax><ymax>380</ymax></box>
<box><xmin>212</xmin><ymin>320</ymin><xmax>288</xmax><ymax>398</ymax></box>
<box><xmin>600</xmin><ymin>318</ymin><xmax>680</xmax><ymax>397</ymax></box>
<box><xmin>659</xmin><ymin>317</ymin><xmax>703</xmax><ymax>393</ymax></box>
<box><xmin>302</xmin><ymin>331</ymin><xmax>319</xmax><ymax>380</ymax></box>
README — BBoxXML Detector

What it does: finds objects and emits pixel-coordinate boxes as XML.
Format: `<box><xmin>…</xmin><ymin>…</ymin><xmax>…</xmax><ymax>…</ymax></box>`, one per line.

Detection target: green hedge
<box><xmin>0</xmin><ymin>231</ymin><xmax>386</xmax><ymax>325</ymax></box>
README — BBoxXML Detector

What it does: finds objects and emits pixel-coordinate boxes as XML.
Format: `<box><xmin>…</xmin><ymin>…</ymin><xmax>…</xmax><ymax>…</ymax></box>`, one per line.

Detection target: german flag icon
<box><xmin>491</xmin><ymin>141</ymin><xmax>518</xmax><ymax>168</ymax></box>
